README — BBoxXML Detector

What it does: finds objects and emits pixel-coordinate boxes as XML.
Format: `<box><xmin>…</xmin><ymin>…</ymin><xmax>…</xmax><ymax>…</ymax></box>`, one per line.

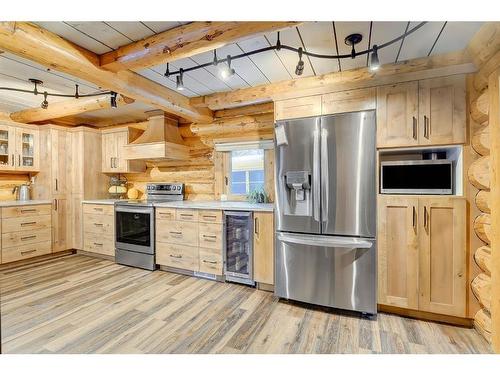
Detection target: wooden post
<box><xmin>490</xmin><ymin>68</ymin><xmax>500</xmax><ymax>353</ymax></box>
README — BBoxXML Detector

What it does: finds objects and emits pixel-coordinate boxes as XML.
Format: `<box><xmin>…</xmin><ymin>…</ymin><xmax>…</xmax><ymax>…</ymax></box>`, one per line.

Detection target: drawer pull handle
<box><xmin>169</xmin><ymin>231</ymin><xmax>182</xmax><ymax>235</ymax></box>
<box><xmin>180</xmin><ymin>214</ymin><xmax>193</xmax><ymax>217</ymax></box>
<box><xmin>93</xmin><ymin>208</ymin><xmax>103</xmax><ymax>211</ymax></box>
<box><xmin>203</xmin><ymin>215</ymin><xmax>217</xmax><ymax>219</ymax></box>
<box><xmin>169</xmin><ymin>254</ymin><xmax>182</xmax><ymax>259</ymax></box>
<box><xmin>93</xmin><ymin>223</ymin><xmax>104</xmax><ymax>226</ymax></box>
<box><xmin>202</xmin><ymin>260</ymin><xmax>218</xmax><ymax>264</ymax></box>
<box><xmin>20</xmin><ymin>209</ymin><xmax>37</xmax><ymax>213</ymax></box>
<box><xmin>21</xmin><ymin>235</ymin><xmax>37</xmax><ymax>241</ymax></box>
<box><xmin>93</xmin><ymin>242</ymin><xmax>103</xmax><ymax>246</ymax></box>
<box><xmin>202</xmin><ymin>235</ymin><xmax>217</xmax><ymax>241</ymax></box>
<box><xmin>21</xmin><ymin>249</ymin><xmax>37</xmax><ymax>255</ymax></box>
<box><xmin>21</xmin><ymin>221</ymin><xmax>37</xmax><ymax>226</ymax></box>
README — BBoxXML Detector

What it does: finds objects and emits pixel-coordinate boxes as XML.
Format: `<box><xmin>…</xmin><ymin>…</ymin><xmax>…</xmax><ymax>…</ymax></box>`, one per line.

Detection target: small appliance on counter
<box><xmin>114</xmin><ymin>183</ymin><xmax>184</xmax><ymax>271</ymax></box>
<box><xmin>12</xmin><ymin>183</ymin><xmax>31</xmax><ymax>201</ymax></box>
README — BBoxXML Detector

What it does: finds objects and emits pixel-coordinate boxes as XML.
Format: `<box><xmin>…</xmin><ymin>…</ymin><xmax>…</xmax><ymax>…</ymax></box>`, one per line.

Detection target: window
<box><xmin>229</xmin><ymin>149</ymin><xmax>265</xmax><ymax>196</ymax></box>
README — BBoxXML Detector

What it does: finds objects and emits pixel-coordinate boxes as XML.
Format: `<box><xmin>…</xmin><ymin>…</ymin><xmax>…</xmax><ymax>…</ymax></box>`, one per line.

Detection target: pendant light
<box><xmin>176</xmin><ymin>68</ymin><xmax>185</xmax><ymax>90</ymax></box>
<box><xmin>219</xmin><ymin>55</ymin><xmax>235</xmax><ymax>80</ymax></box>
<box><xmin>295</xmin><ymin>47</ymin><xmax>304</xmax><ymax>76</ymax></box>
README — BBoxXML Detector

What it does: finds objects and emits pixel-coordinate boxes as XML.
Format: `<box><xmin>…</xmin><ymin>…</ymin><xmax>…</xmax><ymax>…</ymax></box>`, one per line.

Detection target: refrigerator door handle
<box><xmin>313</xmin><ymin>128</ymin><xmax>321</xmax><ymax>222</ymax></box>
<box><xmin>277</xmin><ymin>232</ymin><xmax>373</xmax><ymax>249</ymax></box>
<box><xmin>320</xmin><ymin>127</ymin><xmax>329</xmax><ymax>222</ymax></box>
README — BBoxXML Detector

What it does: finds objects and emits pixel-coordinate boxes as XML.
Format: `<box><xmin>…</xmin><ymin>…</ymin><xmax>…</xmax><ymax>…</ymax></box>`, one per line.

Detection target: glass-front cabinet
<box><xmin>0</xmin><ymin>123</ymin><xmax>39</xmax><ymax>172</ymax></box>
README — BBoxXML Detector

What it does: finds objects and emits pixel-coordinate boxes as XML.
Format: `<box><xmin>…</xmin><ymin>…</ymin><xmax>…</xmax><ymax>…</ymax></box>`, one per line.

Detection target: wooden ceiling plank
<box><xmin>10</xmin><ymin>94</ymin><xmax>133</xmax><ymax>123</ymax></box>
<box><xmin>197</xmin><ymin>49</ymin><xmax>476</xmax><ymax>110</ymax></box>
<box><xmin>0</xmin><ymin>22</ymin><xmax>212</xmax><ymax>122</ymax></box>
<box><xmin>99</xmin><ymin>21</ymin><xmax>300</xmax><ymax>72</ymax></box>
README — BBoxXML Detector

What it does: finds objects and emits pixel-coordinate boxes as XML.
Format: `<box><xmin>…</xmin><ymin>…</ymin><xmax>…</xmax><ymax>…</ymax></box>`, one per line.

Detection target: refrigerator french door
<box><xmin>274</xmin><ymin>111</ymin><xmax>377</xmax><ymax>315</ymax></box>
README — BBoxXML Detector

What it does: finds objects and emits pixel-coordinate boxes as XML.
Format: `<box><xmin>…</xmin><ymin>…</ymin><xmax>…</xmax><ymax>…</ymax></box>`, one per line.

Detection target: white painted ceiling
<box><xmin>0</xmin><ymin>21</ymin><xmax>484</xmax><ymax>121</ymax></box>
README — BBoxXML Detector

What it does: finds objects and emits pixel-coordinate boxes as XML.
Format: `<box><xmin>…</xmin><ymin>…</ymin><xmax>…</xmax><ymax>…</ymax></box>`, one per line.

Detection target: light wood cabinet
<box><xmin>322</xmin><ymin>87</ymin><xmax>376</xmax><ymax>115</ymax></box>
<box><xmin>0</xmin><ymin>204</ymin><xmax>53</xmax><ymax>264</ymax></box>
<box><xmin>377</xmin><ymin>75</ymin><xmax>466</xmax><ymax>148</ymax></box>
<box><xmin>418</xmin><ymin>75</ymin><xmax>466</xmax><ymax>146</ymax></box>
<box><xmin>377</xmin><ymin>195</ymin><xmax>419</xmax><ymax>309</ymax></box>
<box><xmin>50</xmin><ymin>129</ymin><xmax>71</xmax><ymax>195</ymax></box>
<box><xmin>378</xmin><ymin>195</ymin><xmax>466</xmax><ymax>317</ymax></box>
<box><xmin>418</xmin><ymin>197</ymin><xmax>466</xmax><ymax>316</ymax></box>
<box><xmin>0</xmin><ymin>123</ymin><xmax>39</xmax><ymax>172</ymax></box>
<box><xmin>275</xmin><ymin>95</ymin><xmax>322</xmax><ymax>120</ymax></box>
<box><xmin>253</xmin><ymin>212</ymin><xmax>274</xmax><ymax>285</ymax></box>
<box><xmin>156</xmin><ymin>208</ymin><xmax>223</xmax><ymax>276</ymax></box>
<box><xmin>52</xmin><ymin>198</ymin><xmax>71</xmax><ymax>253</ymax></box>
<box><xmin>101</xmin><ymin>127</ymin><xmax>145</xmax><ymax>173</ymax></box>
<box><xmin>377</xmin><ymin>82</ymin><xmax>419</xmax><ymax>148</ymax></box>
<box><xmin>82</xmin><ymin>202</ymin><xmax>115</xmax><ymax>257</ymax></box>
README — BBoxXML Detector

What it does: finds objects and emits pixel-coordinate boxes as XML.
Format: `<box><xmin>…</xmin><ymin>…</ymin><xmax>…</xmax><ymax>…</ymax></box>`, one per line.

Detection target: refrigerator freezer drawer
<box><xmin>275</xmin><ymin>232</ymin><xmax>377</xmax><ymax>314</ymax></box>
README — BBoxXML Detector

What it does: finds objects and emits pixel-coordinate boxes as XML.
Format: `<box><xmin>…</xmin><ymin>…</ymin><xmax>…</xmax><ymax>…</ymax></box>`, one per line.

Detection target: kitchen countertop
<box><xmin>0</xmin><ymin>200</ymin><xmax>52</xmax><ymax>207</ymax></box>
<box><xmin>82</xmin><ymin>199</ymin><xmax>122</xmax><ymax>205</ymax></box>
<box><xmin>154</xmin><ymin>201</ymin><xmax>274</xmax><ymax>212</ymax></box>
<box><xmin>82</xmin><ymin>199</ymin><xmax>274</xmax><ymax>212</ymax></box>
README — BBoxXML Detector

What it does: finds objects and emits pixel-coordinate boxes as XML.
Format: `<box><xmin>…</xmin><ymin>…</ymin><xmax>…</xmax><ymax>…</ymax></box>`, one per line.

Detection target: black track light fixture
<box><xmin>41</xmin><ymin>92</ymin><xmax>49</xmax><ymax>109</ymax></box>
<box><xmin>219</xmin><ymin>55</ymin><xmax>235</xmax><ymax>80</ymax></box>
<box><xmin>213</xmin><ymin>50</ymin><xmax>218</xmax><ymax>66</ymax></box>
<box><xmin>164</xmin><ymin>63</ymin><xmax>170</xmax><ymax>78</ymax></box>
<box><xmin>370</xmin><ymin>44</ymin><xmax>380</xmax><ymax>71</ymax></box>
<box><xmin>75</xmin><ymin>84</ymin><xmax>80</xmax><ymax>99</ymax></box>
<box><xmin>29</xmin><ymin>78</ymin><xmax>43</xmax><ymax>95</ymax></box>
<box><xmin>110</xmin><ymin>91</ymin><xmax>118</xmax><ymax>108</ymax></box>
<box><xmin>276</xmin><ymin>31</ymin><xmax>281</xmax><ymax>51</ymax></box>
<box><xmin>176</xmin><ymin>68</ymin><xmax>185</xmax><ymax>91</ymax></box>
<box><xmin>295</xmin><ymin>47</ymin><xmax>304</xmax><ymax>76</ymax></box>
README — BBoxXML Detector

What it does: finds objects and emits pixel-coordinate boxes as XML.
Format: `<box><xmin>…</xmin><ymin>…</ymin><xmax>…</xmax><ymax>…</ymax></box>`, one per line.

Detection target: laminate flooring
<box><xmin>0</xmin><ymin>255</ymin><xmax>492</xmax><ymax>354</ymax></box>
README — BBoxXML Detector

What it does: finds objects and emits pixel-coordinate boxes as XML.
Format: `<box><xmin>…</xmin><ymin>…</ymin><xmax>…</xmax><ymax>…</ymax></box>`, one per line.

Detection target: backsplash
<box><xmin>0</xmin><ymin>173</ymin><xmax>30</xmax><ymax>201</ymax></box>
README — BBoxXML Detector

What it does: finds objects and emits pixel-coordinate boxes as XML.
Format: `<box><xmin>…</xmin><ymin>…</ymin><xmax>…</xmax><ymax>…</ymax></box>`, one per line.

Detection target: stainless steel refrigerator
<box><xmin>274</xmin><ymin>111</ymin><xmax>377</xmax><ymax>315</ymax></box>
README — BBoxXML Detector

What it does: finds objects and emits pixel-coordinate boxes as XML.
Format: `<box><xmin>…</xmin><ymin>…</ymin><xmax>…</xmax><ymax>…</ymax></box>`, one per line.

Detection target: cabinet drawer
<box><xmin>156</xmin><ymin>242</ymin><xmax>198</xmax><ymax>271</ymax></box>
<box><xmin>156</xmin><ymin>220</ymin><xmax>198</xmax><ymax>246</ymax></box>
<box><xmin>83</xmin><ymin>213</ymin><xmax>114</xmax><ymax>234</ymax></box>
<box><xmin>2</xmin><ymin>214</ymin><xmax>52</xmax><ymax>233</ymax></box>
<box><xmin>83</xmin><ymin>232</ymin><xmax>114</xmax><ymax>256</ymax></box>
<box><xmin>2</xmin><ymin>228</ymin><xmax>51</xmax><ymax>248</ymax></box>
<box><xmin>198</xmin><ymin>223</ymin><xmax>223</xmax><ymax>250</ymax></box>
<box><xmin>199</xmin><ymin>210</ymin><xmax>223</xmax><ymax>224</ymax></box>
<box><xmin>199</xmin><ymin>247</ymin><xmax>223</xmax><ymax>275</ymax></box>
<box><xmin>156</xmin><ymin>208</ymin><xmax>176</xmax><ymax>221</ymax></box>
<box><xmin>2</xmin><ymin>204</ymin><xmax>51</xmax><ymax>218</ymax></box>
<box><xmin>83</xmin><ymin>204</ymin><xmax>114</xmax><ymax>216</ymax></box>
<box><xmin>175</xmin><ymin>209</ymin><xmax>199</xmax><ymax>222</ymax></box>
<box><xmin>2</xmin><ymin>241</ymin><xmax>52</xmax><ymax>264</ymax></box>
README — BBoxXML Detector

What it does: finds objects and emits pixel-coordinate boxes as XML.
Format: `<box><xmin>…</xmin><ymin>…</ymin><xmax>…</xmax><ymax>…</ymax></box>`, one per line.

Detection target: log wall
<box><xmin>124</xmin><ymin>103</ymin><xmax>274</xmax><ymax>200</ymax></box>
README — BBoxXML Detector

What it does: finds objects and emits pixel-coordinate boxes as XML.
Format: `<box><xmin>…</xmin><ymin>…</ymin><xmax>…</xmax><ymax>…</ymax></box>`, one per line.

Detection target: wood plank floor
<box><xmin>0</xmin><ymin>254</ymin><xmax>492</xmax><ymax>354</ymax></box>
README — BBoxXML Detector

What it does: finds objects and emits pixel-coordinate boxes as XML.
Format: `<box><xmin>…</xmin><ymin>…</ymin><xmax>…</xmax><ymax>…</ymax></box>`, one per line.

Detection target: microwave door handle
<box><xmin>313</xmin><ymin>128</ymin><xmax>321</xmax><ymax>222</ymax></box>
<box><xmin>320</xmin><ymin>127</ymin><xmax>329</xmax><ymax>222</ymax></box>
<box><xmin>278</xmin><ymin>233</ymin><xmax>373</xmax><ymax>249</ymax></box>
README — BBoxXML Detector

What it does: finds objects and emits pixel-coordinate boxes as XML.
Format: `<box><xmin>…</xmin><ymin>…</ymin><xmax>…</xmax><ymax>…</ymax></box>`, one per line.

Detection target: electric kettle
<box><xmin>12</xmin><ymin>184</ymin><xmax>31</xmax><ymax>201</ymax></box>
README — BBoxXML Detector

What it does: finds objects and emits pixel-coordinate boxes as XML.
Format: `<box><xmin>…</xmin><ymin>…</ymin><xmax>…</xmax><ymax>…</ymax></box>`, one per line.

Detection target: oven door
<box><xmin>115</xmin><ymin>206</ymin><xmax>154</xmax><ymax>254</ymax></box>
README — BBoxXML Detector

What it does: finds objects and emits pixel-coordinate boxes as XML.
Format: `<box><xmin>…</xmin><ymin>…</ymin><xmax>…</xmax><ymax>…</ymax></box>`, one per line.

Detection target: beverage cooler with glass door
<box><xmin>224</xmin><ymin>211</ymin><xmax>254</xmax><ymax>285</ymax></box>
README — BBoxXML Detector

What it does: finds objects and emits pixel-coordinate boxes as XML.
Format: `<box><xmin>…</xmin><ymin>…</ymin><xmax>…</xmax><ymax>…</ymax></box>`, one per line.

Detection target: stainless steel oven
<box><xmin>115</xmin><ymin>204</ymin><xmax>155</xmax><ymax>270</ymax></box>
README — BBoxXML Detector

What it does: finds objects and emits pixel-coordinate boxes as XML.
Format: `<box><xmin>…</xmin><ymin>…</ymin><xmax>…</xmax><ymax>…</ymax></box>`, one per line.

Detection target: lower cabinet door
<box><xmin>199</xmin><ymin>247</ymin><xmax>223</xmax><ymax>275</ymax></box>
<box><xmin>253</xmin><ymin>212</ymin><xmax>274</xmax><ymax>285</ymax></box>
<box><xmin>377</xmin><ymin>195</ymin><xmax>419</xmax><ymax>309</ymax></box>
<box><xmin>2</xmin><ymin>241</ymin><xmax>52</xmax><ymax>263</ymax></box>
<box><xmin>84</xmin><ymin>232</ymin><xmax>115</xmax><ymax>256</ymax></box>
<box><xmin>418</xmin><ymin>197</ymin><xmax>466</xmax><ymax>317</ymax></box>
<box><xmin>52</xmin><ymin>198</ymin><xmax>71</xmax><ymax>252</ymax></box>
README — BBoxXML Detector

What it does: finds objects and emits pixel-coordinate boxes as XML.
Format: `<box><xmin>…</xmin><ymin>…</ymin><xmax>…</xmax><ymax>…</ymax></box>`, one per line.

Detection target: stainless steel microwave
<box><xmin>380</xmin><ymin>160</ymin><xmax>453</xmax><ymax>195</ymax></box>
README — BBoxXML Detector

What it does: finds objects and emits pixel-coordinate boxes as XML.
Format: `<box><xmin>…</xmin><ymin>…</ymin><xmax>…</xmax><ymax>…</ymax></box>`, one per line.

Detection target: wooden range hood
<box><xmin>122</xmin><ymin>111</ymin><xmax>189</xmax><ymax>161</ymax></box>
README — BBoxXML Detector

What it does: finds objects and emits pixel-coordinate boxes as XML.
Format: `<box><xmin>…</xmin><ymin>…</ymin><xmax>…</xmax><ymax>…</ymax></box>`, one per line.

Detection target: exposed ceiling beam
<box><xmin>10</xmin><ymin>94</ymin><xmax>134</xmax><ymax>123</ymax></box>
<box><xmin>194</xmin><ymin>50</ymin><xmax>477</xmax><ymax>110</ymax></box>
<box><xmin>99</xmin><ymin>21</ymin><xmax>300</xmax><ymax>72</ymax></box>
<box><xmin>0</xmin><ymin>22</ymin><xmax>213</xmax><ymax>122</ymax></box>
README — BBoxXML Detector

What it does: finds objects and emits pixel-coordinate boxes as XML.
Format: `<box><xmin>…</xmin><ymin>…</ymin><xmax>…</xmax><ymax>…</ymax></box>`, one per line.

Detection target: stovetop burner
<box><xmin>115</xmin><ymin>183</ymin><xmax>184</xmax><ymax>207</ymax></box>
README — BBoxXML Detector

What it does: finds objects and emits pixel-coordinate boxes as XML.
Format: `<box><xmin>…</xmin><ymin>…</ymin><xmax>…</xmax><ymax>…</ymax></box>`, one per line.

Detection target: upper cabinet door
<box><xmin>114</xmin><ymin>130</ymin><xmax>129</xmax><ymax>173</ymax></box>
<box><xmin>15</xmin><ymin>127</ymin><xmax>40</xmax><ymax>172</ymax></box>
<box><xmin>50</xmin><ymin>129</ymin><xmax>71</xmax><ymax>195</ymax></box>
<box><xmin>376</xmin><ymin>82</ymin><xmax>419</xmax><ymax>148</ymax></box>
<box><xmin>0</xmin><ymin>125</ymin><xmax>16</xmax><ymax>171</ymax></box>
<box><xmin>377</xmin><ymin>195</ymin><xmax>419</xmax><ymax>309</ymax></box>
<box><xmin>418</xmin><ymin>197</ymin><xmax>466</xmax><ymax>317</ymax></box>
<box><xmin>418</xmin><ymin>75</ymin><xmax>466</xmax><ymax>146</ymax></box>
<box><xmin>101</xmin><ymin>132</ymin><xmax>116</xmax><ymax>173</ymax></box>
<box><xmin>275</xmin><ymin>95</ymin><xmax>322</xmax><ymax>120</ymax></box>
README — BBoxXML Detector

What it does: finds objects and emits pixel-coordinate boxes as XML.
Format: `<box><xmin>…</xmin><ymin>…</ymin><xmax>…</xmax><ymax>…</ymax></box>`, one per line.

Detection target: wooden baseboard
<box><xmin>0</xmin><ymin>249</ymin><xmax>75</xmax><ymax>271</ymax></box>
<box><xmin>76</xmin><ymin>250</ymin><xmax>115</xmax><ymax>262</ymax></box>
<box><xmin>378</xmin><ymin>304</ymin><xmax>473</xmax><ymax>327</ymax></box>
<box><xmin>256</xmin><ymin>282</ymin><xmax>274</xmax><ymax>292</ymax></box>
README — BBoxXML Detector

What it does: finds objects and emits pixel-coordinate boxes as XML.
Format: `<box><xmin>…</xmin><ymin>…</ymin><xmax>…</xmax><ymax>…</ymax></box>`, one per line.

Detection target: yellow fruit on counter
<box><xmin>127</xmin><ymin>188</ymin><xmax>139</xmax><ymax>199</ymax></box>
